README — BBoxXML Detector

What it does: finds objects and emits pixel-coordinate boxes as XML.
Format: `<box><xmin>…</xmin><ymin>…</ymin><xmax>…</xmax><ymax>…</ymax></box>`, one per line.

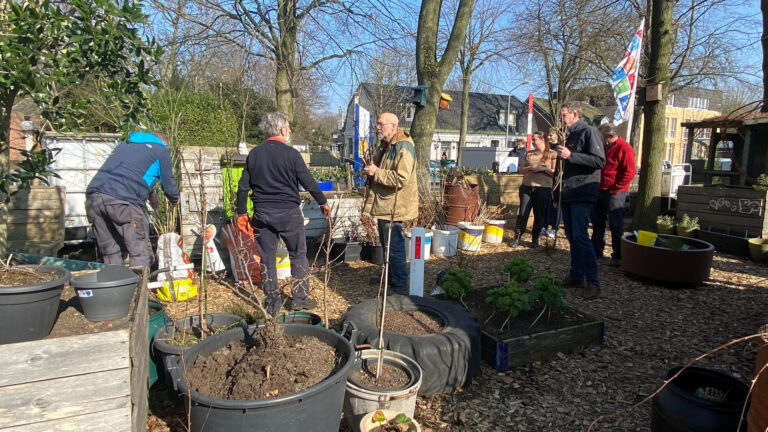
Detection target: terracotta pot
<box><xmin>444</xmin><ymin>183</ymin><xmax>479</xmax><ymax>226</ymax></box>
<box><xmin>359</xmin><ymin>410</ymin><xmax>422</xmax><ymax>432</ymax></box>
<box><xmin>748</xmin><ymin>326</ymin><xmax>768</xmax><ymax>432</ymax></box>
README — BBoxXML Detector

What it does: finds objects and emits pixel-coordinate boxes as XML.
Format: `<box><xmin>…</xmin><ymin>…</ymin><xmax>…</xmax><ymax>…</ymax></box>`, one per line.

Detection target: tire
<box><xmin>342</xmin><ymin>294</ymin><xmax>481</xmax><ymax>396</ymax></box>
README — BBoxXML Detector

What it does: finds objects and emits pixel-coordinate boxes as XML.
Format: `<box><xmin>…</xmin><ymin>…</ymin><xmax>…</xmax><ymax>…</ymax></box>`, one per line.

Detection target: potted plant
<box><xmin>656</xmin><ymin>215</ymin><xmax>677</xmax><ymax>235</ymax></box>
<box><xmin>677</xmin><ymin>214</ymin><xmax>699</xmax><ymax>238</ymax></box>
<box><xmin>310</xmin><ymin>167</ymin><xmax>336</xmax><ymax>191</ymax></box>
<box><xmin>748</xmin><ymin>237</ymin><xmax>768</xmax><ymax>263</ymax></box>
<box><xmin>360</xmin><ymin>410</ymin><xmax>422</xmax><ymax>432</ymax></box>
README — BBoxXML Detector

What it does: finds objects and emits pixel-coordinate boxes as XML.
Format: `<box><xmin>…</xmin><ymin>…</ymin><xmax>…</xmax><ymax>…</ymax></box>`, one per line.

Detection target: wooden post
<box><xmin>740</xmin><ymin>128</ymin><xmax>751</xmax><ymax>186</ymax></box>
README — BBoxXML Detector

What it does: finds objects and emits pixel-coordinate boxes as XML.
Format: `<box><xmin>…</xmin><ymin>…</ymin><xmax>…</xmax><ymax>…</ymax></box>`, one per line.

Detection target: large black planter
<box><xmin>170</xmin><ymin>324</ymin><xmax>355</xmax><ymax>432</ymax></box>
<box><xmin>0</xmin><ymin>265</ymin><xmax>70</xmax><ymax>344</ymax></box>
<box><xmin>621</xmin><ymin>233</ymin><xmax>715</xmax><ymax>285</ymax></box>
<box><xmin>651</xmin><ymin>366</ymin><xmax>749</xmax><ymax>432</ymax></box>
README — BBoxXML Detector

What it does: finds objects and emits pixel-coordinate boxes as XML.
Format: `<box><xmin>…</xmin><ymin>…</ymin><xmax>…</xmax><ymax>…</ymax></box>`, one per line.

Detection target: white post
<box><xmin>505</xmin><ymin>94</ymin><xmax>510</xmax><ymax>149</ymax></box>
<box><xmin>409</xmin><ymin>226</ymin><xmax>425</xmax><ymax>297</ymax></box>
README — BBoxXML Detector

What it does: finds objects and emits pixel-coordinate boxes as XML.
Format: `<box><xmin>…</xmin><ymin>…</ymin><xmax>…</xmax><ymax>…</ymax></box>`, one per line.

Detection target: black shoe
<box><xmin>608</xmin><ymin>258</ymin><xmax>621</xmax><ymax>267</ymax></box>
<box><xmin>291</xmin><ymin>298</ymin><xmax>318</xmax><ymax>311</ymax></box>
<box><xmin>530</xmin><ymin>238</ymin><xmax>539</xmax><ymax>248</ymax></box>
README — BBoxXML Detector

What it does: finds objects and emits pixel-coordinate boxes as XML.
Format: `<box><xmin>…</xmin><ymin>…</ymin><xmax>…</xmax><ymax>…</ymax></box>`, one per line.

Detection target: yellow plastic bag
<box><xmin>156</xmin><ymin>279</ymin><xmax>198</xmax><ymax>302</ymax></box>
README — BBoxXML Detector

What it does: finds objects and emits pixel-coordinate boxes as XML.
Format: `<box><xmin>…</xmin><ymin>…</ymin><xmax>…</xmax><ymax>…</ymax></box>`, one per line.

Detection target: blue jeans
<box><xmin>562</xmin><ymin>201</ymin><xmax>599</xmax><ymax>284</ymax></box>
<box><xmin>377</xmin><ymin>219</ymin><xmax>408</xmax><ymax>287</ymax></box>
<box><xmin>591</xmin><ymin>190</ymin><xmax>627</xmax><ymax>259</ymax></box>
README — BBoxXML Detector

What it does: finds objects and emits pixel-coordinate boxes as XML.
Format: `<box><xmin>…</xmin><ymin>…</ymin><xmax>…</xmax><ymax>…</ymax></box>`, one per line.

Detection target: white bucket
<box><xmin>405</xmin><ymin>230</ymin><xmax>433</xmax><ymax>260</ymax></box>
<box><xmin>457</xmin><ymin>222</ymin><xmax>484</xmax><ymax>251</ymax></box>
<box><xmin>431</xmin><ymin>225</ymin><xmax>459</xmax><ymax>257</ymax></box>
<box><xmin>343</xmin><ymin>349</ymin><xmax>422</xmax><ymax>432</ymax></box>
<box><xmin>483</xmin><ymin>219</ymin><xmax>505</xmax><ymax>243</ymax></box>
<box><xmin>276</xmin><ymin>248</ymin><xmax>291</xmax><ymax>279</ymax></box>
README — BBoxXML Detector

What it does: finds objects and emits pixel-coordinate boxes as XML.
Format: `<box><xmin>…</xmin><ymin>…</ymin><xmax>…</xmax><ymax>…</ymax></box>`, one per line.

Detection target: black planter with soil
<box><xmin>170</xmin><ymin>323</ymin><xmax>355</xmax><ymax>432</ymax></box>
<box><xmin>0</xmin><ymin>265</ymin><xmax>71</xmax><ymax>344</ymax></box>
<box><xmin>651</xmin><ymin>366</ymin><xmax>749</xmax><ymax>432</ymax></box>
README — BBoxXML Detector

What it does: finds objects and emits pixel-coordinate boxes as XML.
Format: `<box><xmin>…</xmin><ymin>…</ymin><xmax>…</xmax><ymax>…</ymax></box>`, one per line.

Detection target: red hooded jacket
<box><xmin>600</xmin><ymin>137</ymin><xmax>636</xmax><ymax>193</ymax></box>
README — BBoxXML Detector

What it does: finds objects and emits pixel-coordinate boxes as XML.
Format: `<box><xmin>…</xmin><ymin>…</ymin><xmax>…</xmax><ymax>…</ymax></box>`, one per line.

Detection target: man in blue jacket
<box><xmin>86</xmin><ymin>131</ymin><xmax>179</xmax><ymax>268</ymax></box>
<box><xmin>555</xmin><ymin>102</ymin><xmax>606</xmax><ymax>299</ymax></box>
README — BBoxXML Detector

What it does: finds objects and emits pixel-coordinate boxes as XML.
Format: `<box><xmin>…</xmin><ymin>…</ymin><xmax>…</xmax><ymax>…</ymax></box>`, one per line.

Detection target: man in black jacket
<box><xmin>236</xmin><ymin>112</ymin><xmax>331</xmax><ymax>315</ymax></box>
<box><xmin>555</xmin><ymin>102</ymin><xmax>606</xmax><ymax>299</ymax></box>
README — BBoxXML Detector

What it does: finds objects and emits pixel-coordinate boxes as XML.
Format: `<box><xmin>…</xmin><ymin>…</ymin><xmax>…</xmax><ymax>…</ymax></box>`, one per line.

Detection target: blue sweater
<box><xmin>236</xmin><ymin>139</ymin><xmax>327</xmax><ymax>214</ymax></box>
<box><xmin>87</xmin><ymin>132</ymin><xmax>179</xmax><ymax>206</ymax></box>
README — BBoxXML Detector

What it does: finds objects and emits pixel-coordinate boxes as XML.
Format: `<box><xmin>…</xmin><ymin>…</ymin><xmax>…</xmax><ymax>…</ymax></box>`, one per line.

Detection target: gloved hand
<box><xmin>236</xmin><ymin>214</ymin><xmax>252</xmax><ymax>234</ymax></box>
<box><xmin>320</xmin><ymin>204</ymin><xmax>331</xmax><ymax>220</ymax></box>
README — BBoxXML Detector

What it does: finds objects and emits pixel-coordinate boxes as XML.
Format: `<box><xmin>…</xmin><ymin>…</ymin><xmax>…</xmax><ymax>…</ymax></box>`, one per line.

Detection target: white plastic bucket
<box><xmin>457</xmin><ymin>222</ymin><xmax>484</xmax><ymax>251</ymax></box>
<box><xmin>432</xmin><ymin>225</ymin><xmax>459</xmax><ymax>257</ymax></box>
<box><xmin>276</xmin><ymin>248</ymin><xmax>291</xmax><ymax>279</ymax></box>
<box><xmin>483</xmin><ymin>219</ymin><xmax>505</xmax><ymax>243</ymax></box>
<box><xmin>405</xmin><ymin>230</ymin><xmax>433</xmax><ymax>260</ymax></box>
<box><xmin>343</xmin><ymin>349</ymin><xmax>422</xmax><ymax>432</ymax></box>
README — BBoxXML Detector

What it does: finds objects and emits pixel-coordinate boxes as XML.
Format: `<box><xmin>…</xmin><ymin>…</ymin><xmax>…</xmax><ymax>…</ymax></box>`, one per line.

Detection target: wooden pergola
<box><xmin>681</xmin><ymin>112</ymin><xmax>768</xmax><ymax>186</ymax></box>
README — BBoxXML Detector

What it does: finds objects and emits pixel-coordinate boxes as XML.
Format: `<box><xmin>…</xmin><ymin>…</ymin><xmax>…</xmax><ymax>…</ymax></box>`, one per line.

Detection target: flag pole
<box><xmin>625</xmin><ymin>18</ymin><xmax>645</xmax><ymax>143</ymax></box>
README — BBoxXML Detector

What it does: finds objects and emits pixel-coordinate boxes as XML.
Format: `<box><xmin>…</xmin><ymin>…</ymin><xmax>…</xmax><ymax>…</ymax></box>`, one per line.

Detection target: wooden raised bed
<box><xmin>0</xmin><ymin>268</ymin><xmax>148</xmax><ymax>431</ymax></box>
<box><xmin>676</xmin><ymin>185</ymin><xmax>767</xmax><ymax>238</ymax></box>
<box><xmin>480</xmin><ymin>306</ymin><xmax>605</xmax><ymax>372</ymax></box>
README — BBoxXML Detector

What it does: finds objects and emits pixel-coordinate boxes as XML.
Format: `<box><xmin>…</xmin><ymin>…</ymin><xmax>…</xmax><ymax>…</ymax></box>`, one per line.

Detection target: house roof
<box><xmin>357</xmin><ymin>83</ymin><xmax>531</xmax><ymax>134</ymax></box>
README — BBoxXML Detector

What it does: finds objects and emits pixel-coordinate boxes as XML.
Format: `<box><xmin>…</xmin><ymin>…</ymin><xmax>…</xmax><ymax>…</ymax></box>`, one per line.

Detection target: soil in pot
<box><xmin>381</xmin><ymin>310</ymin><xmax>444</xmax><ymax>335</ymax></box>
<box><xmin>185</xmin><ymin>320</ymin><xmax>342</xmax><ymax>400</ymax></box>
<box><xmin>0</xmin><ymin>267</ymin><xmax>59</xmax><ymax>286</ymax></box>
<box><xmin>349</xmin><ymin>361</ymin><xmax>410</xmax><ymax>391</ymax></box>
<box><xmin>464</xmin><ymin>286</ymin><xmax>590</xmax><ymax>339</ymax></box>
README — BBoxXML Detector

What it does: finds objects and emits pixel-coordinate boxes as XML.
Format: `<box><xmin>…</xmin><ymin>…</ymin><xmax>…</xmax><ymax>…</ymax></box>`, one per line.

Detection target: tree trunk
<box><xmin>762</xmin><ymin>0</ymin><xmax>768</xmax><ymax>112</ymax></box>
<box><xmin>0</xmin><ymin>89</ymin><xmax>17</xmax><ymax>255</ymax></box>
<box><xmin>275</xmin><ymin>0</ymin><xmax>297</xmax><ymax>121</ymax></box>
<box><xmin>632</xmin><ymin>0</ymin><xmax>674</xmax><ymax>230</ymax></box>
<box><xmin>457</xmin><ymin>69</ymin><xmax>472</xmax><ymax>166</ymax></box>
<box><xmin>410</xmin><ymin>89</ymin><xmax>442</xmax><ymax>165</ymax></box>
<box><xmin>275</xmin><ymin>65</ymin><xmax>294</xmax><ymax>121</ymax></box>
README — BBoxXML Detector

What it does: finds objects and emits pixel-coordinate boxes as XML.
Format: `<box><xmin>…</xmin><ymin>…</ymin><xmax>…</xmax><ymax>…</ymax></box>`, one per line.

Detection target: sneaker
<box><xmin>580</xmin><ymin>283</ymin><xmax>601</xmax><ymax>300</ymax></box>
<box><xmin>547</xmin><ymin>229</ymin><xmax>557</xmax><ymax>238</ymax></box>
<box><xmin>563</xmin><ymin>276</ymin><xmax>585</xmax><ymax>289</ymax></box>
<box><xmin>291</xmin><ymin>298</ymin><xmax>318</xmax><ymax>311</ymax></box>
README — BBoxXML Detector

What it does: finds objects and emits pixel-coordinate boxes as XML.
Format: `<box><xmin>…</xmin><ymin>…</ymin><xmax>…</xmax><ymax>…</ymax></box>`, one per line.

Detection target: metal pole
<box><xmin>505</xmin><ymin>94</ymin><xmax>510</xmax><ymax>149</ymax></box>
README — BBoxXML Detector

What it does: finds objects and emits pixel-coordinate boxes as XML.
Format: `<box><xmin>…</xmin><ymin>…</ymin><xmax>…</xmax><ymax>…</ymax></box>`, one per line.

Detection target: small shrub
<box><xmin>485</xmin><ymin>281</ymin><xmax>532</xmax><ymax>331</ymax></box>
<box><xmin>656</xmin><ymin>215</ymin><xmax>676</xmax><ymax>229</ymax></box>
<box><xmin>678</xmin><ymin>214</ymin><xmax>700</xmax><ymax>231</ymax></box>
<box><xmin>528</xmin><ymin>274</ymin><xmax>566</xmax><ymax>327</ymax></box>
<box><xmin>442</xmin><ymin>267</ymin><xmax>473</xmax><ymax>308</ymax></box>
<box><xmin>504</xmin><ymin>257</ymin><xmax>533</xmax><ymax>283</ymax></box>
<box><xmin>753</xmin><ymin>173</ymin><xmax>768</xmax><ymax>191</ymax></box>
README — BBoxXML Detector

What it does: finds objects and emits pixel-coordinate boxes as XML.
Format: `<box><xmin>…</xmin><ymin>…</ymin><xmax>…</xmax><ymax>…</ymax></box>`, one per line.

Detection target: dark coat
<box><xmin>559</xmin><ymin>119</ymin><xmax>605</xmax><ymax>203</ymax></box>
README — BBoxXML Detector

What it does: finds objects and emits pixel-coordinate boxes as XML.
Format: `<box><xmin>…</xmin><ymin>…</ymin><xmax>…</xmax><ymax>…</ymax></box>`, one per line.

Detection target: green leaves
<box><xmin>486</xmin><ymin>281</ymin><xmax>531</xmax><ymax>319</ymax></box>
<box><xmin>529</xmin><ymin>274</ymin><xmax>566</xmax><ymax>311</ymax></box>
<box><xmin>442</xmin><ymin>267</ymin><xmax>473</xmax><ymax>306</ymax></box>
<box><xmin>394</xmin><ymin>413</ymin><xmax>412</xmax><ymax>424</ymax></box>
<box><xmin>0</xmin><ymin>148</ymin><xmax>61</xmax><ymax>204</ymax></box>
<box><xmin>504</xmin><ymin>257</ymin><xmax>533</xmax><ymax>283</ymax></box>
<box><xmin>372</xmin><ymin>410</ymin><xmax>386</xmax><ymax>423</ymax></box>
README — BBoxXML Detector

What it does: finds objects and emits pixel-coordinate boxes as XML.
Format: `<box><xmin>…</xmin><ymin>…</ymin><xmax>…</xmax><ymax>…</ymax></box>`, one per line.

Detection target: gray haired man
<box><xmin>236</xmin><ymin>112</ymin><xmax>331</xmax><ymax>315</ymax></box>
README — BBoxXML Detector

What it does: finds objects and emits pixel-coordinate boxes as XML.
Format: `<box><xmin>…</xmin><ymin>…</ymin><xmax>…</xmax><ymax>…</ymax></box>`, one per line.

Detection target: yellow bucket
<box><xmin>637</xmin><ymin>230</ymin><xmax>658</xmax><ymax>246</ymax></box>
<box><xmin>156</xmin><ymin>279</ymin><xmax>198</xmax><ymax>302</ymax></box>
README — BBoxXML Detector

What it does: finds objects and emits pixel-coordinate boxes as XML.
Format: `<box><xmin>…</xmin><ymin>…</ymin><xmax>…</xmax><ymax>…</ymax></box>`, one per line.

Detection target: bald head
<box><xmin>376</xmin><ymin>112</ymin><xmax>400</xmax><ymax>143</ymax></box>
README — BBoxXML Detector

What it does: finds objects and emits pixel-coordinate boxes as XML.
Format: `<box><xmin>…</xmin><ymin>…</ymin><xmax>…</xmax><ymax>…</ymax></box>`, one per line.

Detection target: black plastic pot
<box><xmin>71</xmin><ymin>265</ymin><xmax>140</xmax><ymax>321</ymax></box>
<box><xmin>0</xmin><ymin>265</ymin><xmax>70</xmax><ymax>344</ymax></box>
<box><xmin>153</xmin><ymin>313</ymin><xmax>243</xmax><ymax>385</ymax></box>
<box><xmin>148</xmin><ymin>300</ymin><xmax>170</xmax><ymax>387</ymax></box>
<box><xmin>171</xmin><ymin>324</ymin><xmax>355</xmax><ymax>432</ymax></box>
<box><xmin>345</xmin><ymin>242</ymin><xmax>362</xmax><ymax>263</ymax></box>
<box><xmin>651</xmin><ymin>366</ymin><xmax>749</xmax><ymax>432</ymax></box>
<box><xmin>277</xmin><ymin>311</ymin><xmax>323</xmax><ymax>326</ymax></box>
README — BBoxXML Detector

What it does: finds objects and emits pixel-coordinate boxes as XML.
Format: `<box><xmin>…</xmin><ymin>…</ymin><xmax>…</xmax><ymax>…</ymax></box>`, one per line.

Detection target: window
<box><xmin>406</xmin><ymin>106</ymin><xmax>415</xmax><ymax>121</ymax></box>
<box><xmin>666</xmin><ymin>94</ymin><xmax>675</xmax><ymax>106</ymax></box>
<box><xmin>491</xmin><ymin>140</ymin><xmax>500</xmax><ymax>148</ymax></box>
<box><xmin>667</xmin><ymin>143</ymin><xmax>674</xmax><ymax>162</ymax></box>
<box><xmin>508</xmin><ymin>111</ymin><xmax>517</xmax><ymax>128</ymax></box>
<box><xmin>681</xmin><ymin>142</ymin><xmax>687</xmax><ymax>163</ymax></box>
<box><xmin>665</xmin><ymin>117</ymin><xmax>677</xmax><ymax>139</ymax></box>
<box><xmin>507</xmin><ymin>140</ymin><xmax>515</xmax><ymax>149</ymax></box>
<box><xmin>688</xmin><ymin>97</ymin><xmax>710</xmax><ymax>110</ymax></box>
<box><xmin>683</xmin><ymin>119</ymin><xmax>692</xmax><ymax>140</ymax></box>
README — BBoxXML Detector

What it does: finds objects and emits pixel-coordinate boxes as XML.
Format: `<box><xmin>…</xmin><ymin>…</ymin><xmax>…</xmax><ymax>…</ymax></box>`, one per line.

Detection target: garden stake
<box><xmin>547</xmin><ymin>126</ymin><xmax>566</xmax><ymax>252</ymax></box>
<box><xmin>376</xmin><ymin>186</ymin><xmax>400</xmax><ymax>379</ymax></box>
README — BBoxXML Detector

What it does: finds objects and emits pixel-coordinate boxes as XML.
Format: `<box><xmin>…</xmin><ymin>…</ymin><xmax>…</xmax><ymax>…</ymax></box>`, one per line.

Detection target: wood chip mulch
<box><xmin>149</xmin><ymin>229</ymin><xmax>768</xmax><ymax>432</ymax></box>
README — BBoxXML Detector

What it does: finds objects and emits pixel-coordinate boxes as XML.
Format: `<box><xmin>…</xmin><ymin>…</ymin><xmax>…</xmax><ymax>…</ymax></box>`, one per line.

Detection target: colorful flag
<box><xmin>611</xmin><ymin>19</ymin><xmax>644</xmax><ymax>125</ymax></box>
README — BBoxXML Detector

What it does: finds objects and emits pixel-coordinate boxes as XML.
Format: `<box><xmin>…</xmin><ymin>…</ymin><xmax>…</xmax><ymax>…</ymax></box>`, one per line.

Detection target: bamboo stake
<box><xmin>375</xmin><ymin>187</ymin><xmax>400</xmax><ymax>379</ymax></box>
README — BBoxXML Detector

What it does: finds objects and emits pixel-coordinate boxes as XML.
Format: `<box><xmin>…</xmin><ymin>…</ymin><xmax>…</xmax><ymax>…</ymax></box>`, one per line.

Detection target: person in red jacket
<box><xmin>591</xmin><ymin>123</ymin><xmax>637</xmax><ymax>267</ymax></box>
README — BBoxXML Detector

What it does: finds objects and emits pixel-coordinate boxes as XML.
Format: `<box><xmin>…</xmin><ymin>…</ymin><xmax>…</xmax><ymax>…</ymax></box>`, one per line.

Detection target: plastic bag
<box><xmin>221</xmin><ymin>220</ymin><xmax>262</xmax><ymax>283</ymax></box>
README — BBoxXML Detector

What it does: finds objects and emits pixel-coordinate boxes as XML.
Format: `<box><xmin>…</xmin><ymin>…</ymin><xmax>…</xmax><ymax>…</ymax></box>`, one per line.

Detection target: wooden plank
<box><xmin>0</xmin><ymin>369</ymin><xmax>130</xmax><ymax>428</ymax></box>
<box><xmin>1</xmin><ymin>406</ymin><xmax>131</xmax><ymax>432</ymax></box>
<box><xmin>7</xmin><ymin>223</ymin><xmax>64</xmax><ymax>241</ymax></box>
<box><xmin>127</xmin><ymin>271</ymin><xmax>148</xmax><ymax>432</ymax></box>
<box><xmin>0</xmin><ymin>331</ymin><xmax>129</xmax><ymax>387</ymax></box>
<box><xmin>7</xmin><ymin>199</ymin><xmax>63</xmax><ymax>210</ymax></box>
<box><xmin>678</xmin><ymin>185</ymin><xmax>768</xmax><ymax>200</ymax></box>
<box><xmin>7</xmin><ymin>209</ymin><xmax>62</xmax><ymax>223</ymax></box>
<box><xmin>676</xmin><ymin>203</ymin><xmax>764</xmax><ymax>229</ymax></box>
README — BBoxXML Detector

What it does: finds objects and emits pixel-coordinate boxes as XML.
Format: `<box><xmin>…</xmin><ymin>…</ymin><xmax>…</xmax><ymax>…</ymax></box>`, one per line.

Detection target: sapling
<box><xmin>528</xmin><ymin>273</ymin><xmax>566</xmax><ymax>328</ymax></box>
<box><xmin>370</xmin><ymin>411</ymin><xmax>416</xmax><ymax>432</ymax></box>
<box><xmin>441</xmin><ymin>267</ymin><xmax>473</xmax><ymax>308</ymax></box>
<box><xmin>485</xmin><ymin>281</ymin><xmax>531</xmax><ymax>331</ymax></box>
<box><xmin>504</xmin><ymin>257</ymin><xmax>533</xmax><ymax>283</ymax></box>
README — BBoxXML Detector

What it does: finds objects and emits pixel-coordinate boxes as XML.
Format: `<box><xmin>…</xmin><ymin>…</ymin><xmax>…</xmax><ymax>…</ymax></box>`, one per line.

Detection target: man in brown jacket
<box><xmin>363</xmin><ymin>112</ymin><xmax>418</xmax><ymax>290</ymax></box>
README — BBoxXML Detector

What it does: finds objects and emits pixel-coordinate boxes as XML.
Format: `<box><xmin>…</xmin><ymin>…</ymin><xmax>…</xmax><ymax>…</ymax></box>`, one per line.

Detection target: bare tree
<box><xmin>762</xmin><ymin>0</ymin><xmax>768</xmax><ymax>112</ymax></box>
<box><xmin>456</xmin><ymin>0</ymin><xmax>514</xmax><ymax>164</ymax></box>
<box><xmin>410</xmin><ymin>0</ymin><xmax>476</xmax><ymax>167</ymax></box>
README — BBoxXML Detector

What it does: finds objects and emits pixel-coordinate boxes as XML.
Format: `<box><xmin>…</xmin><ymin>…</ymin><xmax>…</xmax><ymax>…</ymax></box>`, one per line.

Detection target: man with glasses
<box><xmin>555</xmin><ymin>102</ymin><xmax>605</xmax><ymax>300</ymax></box>
<box><xmin>236</xmin><ymin>112</ymin><xmax>331</xmax><ymax>315</ymax></box>
<box><xmin>364</xmin><ymin>112</ymin><xmax>418</xmax><ymax>292</ymax></box>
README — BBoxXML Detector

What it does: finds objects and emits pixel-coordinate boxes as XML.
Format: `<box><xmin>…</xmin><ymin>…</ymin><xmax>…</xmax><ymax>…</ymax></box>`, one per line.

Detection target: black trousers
<box><xmin>591</xmin><ymin>190</ymin><xmax>627</xmax><ymax>259</ymax></box>
<box><xmin>252</xmin><ymin>206</ymin><xmax>310</xmax><ymax>314</ymax></box>
<box><xmin>515</xmin><ymin>185</ymin><xmax>552</xmax><ymax>242</ymax></box>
